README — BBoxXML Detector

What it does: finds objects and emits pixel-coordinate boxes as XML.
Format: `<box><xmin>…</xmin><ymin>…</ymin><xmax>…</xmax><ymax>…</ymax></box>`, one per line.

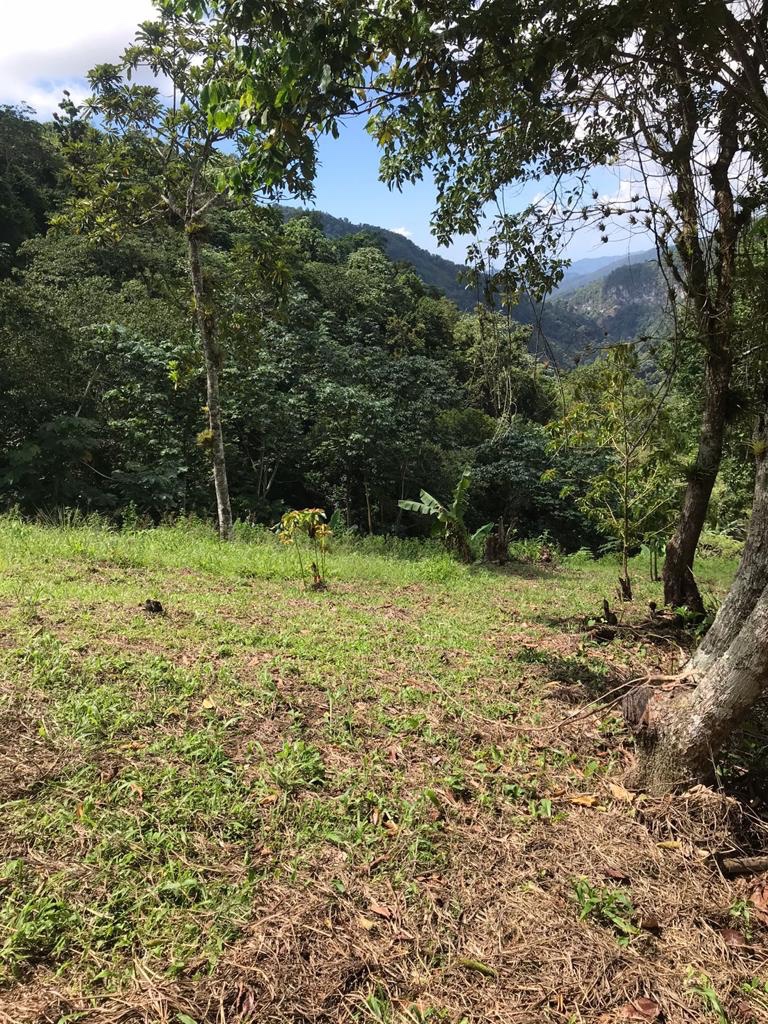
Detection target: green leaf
<box><xmin>457</xmin><ymin>958</ymin><xmax>497</xmax><ymax>978</ymax></box>
<box><xmin>451</xmin><ymin>469</ymin><xmax>472</xmax><ymax>516</ymax></box>
<box><xmin>417</xmin><ymin>489</ymin><xmax>444</xmax><ymax>515</ymax></box>
<box><xmin>471</xmin><ymin>522</ymin><xmax>494</xmax><ymax>544</ymax></box>
<box><xmin>398</xmin><ymin>500</ymin><xmax>435</xmax><ymax>516</ymax></box>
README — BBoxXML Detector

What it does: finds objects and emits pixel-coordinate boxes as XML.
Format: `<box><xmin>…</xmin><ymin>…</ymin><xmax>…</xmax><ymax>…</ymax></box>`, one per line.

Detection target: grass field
<box><xmin>0</xmin><ymin>518</ymin><xmax>766</xmax><ymax>1024</ymax></box>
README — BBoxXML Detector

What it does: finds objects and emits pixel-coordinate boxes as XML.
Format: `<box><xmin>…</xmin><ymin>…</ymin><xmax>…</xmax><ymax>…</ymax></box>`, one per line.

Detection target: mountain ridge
<box><xmin>282</xmin><ymin>206</ymin><xmax>480</xmax><ymax>310</ymax></box>
<box><xmin>282</xmin><ymin>207</ymin><xmax>666</xmax><ymax>358</ymax></box>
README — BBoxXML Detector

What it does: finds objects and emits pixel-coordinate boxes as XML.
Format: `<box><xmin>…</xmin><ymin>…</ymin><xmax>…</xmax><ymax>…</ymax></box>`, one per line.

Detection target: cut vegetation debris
<box><xmin>0</xmin><ymin>521</ymin><xmax>766</xmax><ymax>1023</ymax></box>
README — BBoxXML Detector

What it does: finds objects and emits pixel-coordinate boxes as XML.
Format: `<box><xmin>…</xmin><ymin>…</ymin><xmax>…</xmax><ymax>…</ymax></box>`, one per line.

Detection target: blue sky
<box><xmin>309</xmin><ymin>119</ymin><xmax>652</xmax><ymax>263</ymax></box>
<box><xmin>1</xmin><ymin>0</ymin><xmax>651</xmax><ymax>266</ymax></box>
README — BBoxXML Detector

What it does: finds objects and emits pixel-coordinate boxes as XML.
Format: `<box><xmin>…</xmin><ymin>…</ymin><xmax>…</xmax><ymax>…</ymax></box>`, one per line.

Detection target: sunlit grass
<box><xmin>0</xmin><ymin>516</ymin><xmax>737</xmax><ymax>1000</ymax></box>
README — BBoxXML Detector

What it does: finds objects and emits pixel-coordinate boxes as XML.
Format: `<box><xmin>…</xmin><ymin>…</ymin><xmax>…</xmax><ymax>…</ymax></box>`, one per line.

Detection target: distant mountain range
<box><xmin>284</xmin><ymin>207</ymin><xmax>667</xmax><ymax>361</ymax></box>
<box><xmin>556</xmin><ymin>248</ymin><xmax>658</xmax><ymax>294</ymax></box>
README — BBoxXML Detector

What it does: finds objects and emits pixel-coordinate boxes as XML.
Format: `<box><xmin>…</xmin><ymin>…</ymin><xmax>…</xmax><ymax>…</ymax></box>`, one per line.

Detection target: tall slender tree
<box><xmin>56</xmin><ymin>0</ymin><xmax>364</xmax><ymax>539</ymax></box>
<box><xmin>549</xmin><ymin>344</ymin><xmax>679</xmax><ymax>602</ymax></box>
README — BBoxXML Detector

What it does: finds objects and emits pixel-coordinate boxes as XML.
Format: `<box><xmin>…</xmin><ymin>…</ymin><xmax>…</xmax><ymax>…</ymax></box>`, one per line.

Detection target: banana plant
<box><xmin>399</xmin><ymin>469</ymin><xmax>475</xmax><ymax>562</ymax></box>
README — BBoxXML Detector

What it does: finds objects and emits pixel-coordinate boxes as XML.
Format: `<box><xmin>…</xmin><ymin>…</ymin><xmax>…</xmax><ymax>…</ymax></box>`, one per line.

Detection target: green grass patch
<box><xmin>0</xmin><ymin>518</ymin><xmax>738</xmax><ymax>1009</ymax></box>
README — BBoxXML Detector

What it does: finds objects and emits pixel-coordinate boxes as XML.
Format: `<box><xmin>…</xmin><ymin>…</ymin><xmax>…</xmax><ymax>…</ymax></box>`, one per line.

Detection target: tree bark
<box><xmin>186</xmin><ymin>227</ymin><xmax>234</xmax><ymax>541</ymax></box>
<box><xmin>634</xmin><ymin>422</ymin><xmax>768</xmax><ymax>793</ymax></box>
<box><xmin>691</xmin><ymin>415</ymin><xmax>768</xmax><ymax>674</ymax></box>
<box><xmin>634</xmin><ymin>580</ymin><xmax>768</xmax><ymax>794</ymax></box>
<box><xmin>364</xmin><ymin>481</ymin><xmax>374</xmax><ymax>535</ymax></box>
<box><xmin>663</xmin><ymin>348</ymin><xmax>732</xmax><ymax>613</ymax></box>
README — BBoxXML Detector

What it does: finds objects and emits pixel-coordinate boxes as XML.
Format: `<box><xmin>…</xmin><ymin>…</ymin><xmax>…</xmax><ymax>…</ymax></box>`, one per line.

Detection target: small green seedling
<box><xmin>572</xmin><ymin>878</ymin><xmax>638</xmax><ymax>944</ymax></box>
<box><xmin>685</xmin><ymin>971</ymin><xmax>729</xmax><ymax>1023</ymax></box>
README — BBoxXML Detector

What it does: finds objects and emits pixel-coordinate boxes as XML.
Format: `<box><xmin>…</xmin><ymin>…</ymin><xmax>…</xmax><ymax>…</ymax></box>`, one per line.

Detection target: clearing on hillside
<box><xmin>0</xmin><ymin>521</ymin><xmax>766</xmax><ymax>1023</ymax></box>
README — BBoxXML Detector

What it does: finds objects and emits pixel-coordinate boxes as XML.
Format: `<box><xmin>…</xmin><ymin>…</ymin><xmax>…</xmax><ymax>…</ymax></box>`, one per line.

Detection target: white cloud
<box><xmin>391</xmin><ymin>226</ymin><xmax>413</xmax><ymax>239</ymax></box>
<box><xmin>0</xmin><ymin>0</ymin><xmax>156</xmax><ymax>117</ymax></box>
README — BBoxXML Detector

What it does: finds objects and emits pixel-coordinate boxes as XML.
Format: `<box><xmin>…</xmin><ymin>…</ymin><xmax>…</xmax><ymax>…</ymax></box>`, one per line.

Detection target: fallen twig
<box><xmin>720</xmin><ymin>855</ymin><xmax>768</xmax><ymax>877</ymax></box>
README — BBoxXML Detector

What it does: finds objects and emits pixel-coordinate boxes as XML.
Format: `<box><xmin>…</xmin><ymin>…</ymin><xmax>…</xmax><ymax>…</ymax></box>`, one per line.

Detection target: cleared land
<box><xmin>0</xmin><ymin>521</ymin><xmax>766</xmax><ymax>1023</ymax></box>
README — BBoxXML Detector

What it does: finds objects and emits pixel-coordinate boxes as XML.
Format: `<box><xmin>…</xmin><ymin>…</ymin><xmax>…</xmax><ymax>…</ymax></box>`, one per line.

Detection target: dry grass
<box><xmin>0</xmin><ymin>521</ymin><xmax>765</xmax><ymax>1024</ymax></box>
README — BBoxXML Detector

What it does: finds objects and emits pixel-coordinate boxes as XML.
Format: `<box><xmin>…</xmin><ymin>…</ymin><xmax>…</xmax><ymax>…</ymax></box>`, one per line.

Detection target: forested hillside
<box><xmin>0</xmin><ymin>104</ymin><xmax>679</xmax><ymax>546</ymax></box>
<box><xmin>0</xmin><ymin>98</ymin><xmax>757</xmax><ymax>562</ymax></box>
<box><xmin>283</xmin><ymin>208</ymin><xmax>669</xmax><ymax>362</ymax></box>
<box><xmin>559</xmin><ymin>261</ymin><xmax>668</xmax><ymax>343</ymax></box>
<box><xmin>283</xmin><ymin>206</ymin><xmax>481</xmax><ymax>310</ymax></box>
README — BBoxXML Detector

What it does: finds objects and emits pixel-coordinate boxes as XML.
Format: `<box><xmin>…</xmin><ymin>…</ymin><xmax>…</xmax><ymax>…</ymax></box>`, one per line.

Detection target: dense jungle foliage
<box><xmin>0</xmin><ymin>104</ymin><xmax>758</xmax><ymax>554</ymax></box>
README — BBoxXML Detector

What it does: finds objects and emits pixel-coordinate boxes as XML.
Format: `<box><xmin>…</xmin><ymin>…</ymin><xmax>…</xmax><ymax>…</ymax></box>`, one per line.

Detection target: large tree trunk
<box><xmin>663</xmin><ymin>349</ymin><xmax>732</xmax><ymax>613</ymax></box>
<box><xmin>691</xmin><ymin>415</ymin><xmax>768</xmax><ymax>674</ymax></box>
<box><xmin>186</xmin><ymin>228</ymin><xmax>234</xmax><ymax>541</ymax></box>
<box><xmin>634</xmin><ymin>582</ymin><xmax>768</xmax><ymax>794</ymax></box>
<box><xmin>635</xmin><ymin>424</ymin><xmax>768</xmax><ymax>793</ymax></box>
